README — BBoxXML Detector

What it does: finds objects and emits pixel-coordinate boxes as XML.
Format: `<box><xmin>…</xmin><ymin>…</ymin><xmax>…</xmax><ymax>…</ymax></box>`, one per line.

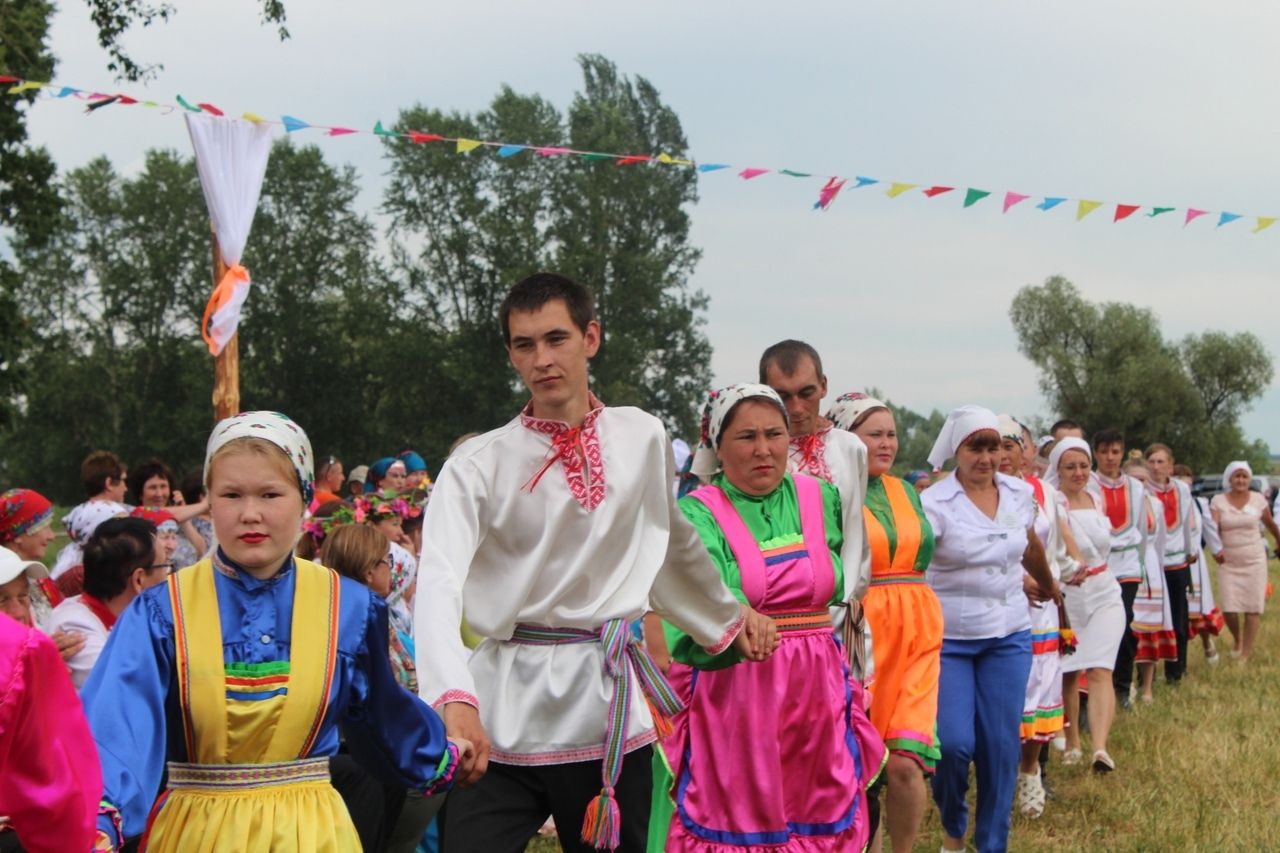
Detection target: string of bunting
<box><xmin>4</xmin><ymin>74</ymin><xmax>1275</xmax><ymax>234</ymax></box>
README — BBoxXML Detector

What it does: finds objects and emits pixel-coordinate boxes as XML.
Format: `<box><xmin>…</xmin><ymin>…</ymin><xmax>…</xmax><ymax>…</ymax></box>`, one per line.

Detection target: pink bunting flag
<box><xmin>536</xmin><ymin>146</ymin><xmax>572</xmax><ymax>157</ymax></box>
<box><xmin>815</xmin><ymin>177</ymin><xmax>847</xmax><ymax>210</ymax></box>
<box><xmin>739</xmin><ymin>168</ymin><xmax>769</xmax><ymax>180</ymax></box>
<box><xmin>1184</xmin><ymin>208</ymin><xmax>1209</xmax><ymax>226</ymax></box>
<box><xmin>328</xmin><ymin>127</ymin><xmax>358</xmax><ymax>136</ymax></box>
<box><xmin>1114</xmin><ymin>204</ymin><xmax>1141</xmax><ymax>222</ymax></box>
<box><xmin>1002</xmin><ymin>192</ymin><xmax>1030</xmax><ymax>213</ymax></box>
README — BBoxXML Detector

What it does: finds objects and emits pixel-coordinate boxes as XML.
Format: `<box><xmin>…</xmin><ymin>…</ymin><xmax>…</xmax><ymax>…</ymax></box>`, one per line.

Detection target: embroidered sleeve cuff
<box><xmin>422</xmin><ymin>739</ymin><xmax>461</xmax><ymax>796</ymax></box>
<box><xmin>96</xmin><ymin>800</ymin><xmax>124</xmax><ymax>850</ymax></box>
<box><xmin>431</xmin><ymin>689</ymin><xmax>479</xmax><ymax>711</ymax></box>
<box><xmin>704</xmin><ymin>604</ymin><xmax>747</xmax><ymax>655</ymax></box>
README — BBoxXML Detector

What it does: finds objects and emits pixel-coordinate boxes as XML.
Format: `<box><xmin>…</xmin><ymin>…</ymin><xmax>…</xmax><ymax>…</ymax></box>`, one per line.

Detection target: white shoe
<box><xmin>1016</xmin><ymin>772</ymin><xmax>1046</xmax><ymax>817</ymax></box>
<box><xmin>1052</xmin><ymin>734</ymin><xmax>1067</xmax><ymax>752</ymax></box>
<box><xmin>1062</xmin><ymin>747</ymin><xmax>1083</xmax><ymax>766</ymax></box>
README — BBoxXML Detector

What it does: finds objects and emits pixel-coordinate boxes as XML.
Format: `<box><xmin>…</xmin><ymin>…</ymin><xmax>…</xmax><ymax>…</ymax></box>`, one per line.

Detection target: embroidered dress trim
<box><xmin>490</xmin><ymin>731</ymin><xmax>659</xmax><ymax>767</ymax></box>
<box><xmin>432</xmin><ymin>689</ymin><xmax>479</xmax><ymax>711</ymax></box>
<box><xmin>519</xmin><ymin>396</ymin><xmax>606</xmax><ymax>511</ymax></box>
<box><xmin>770</xmin><ymin>610</ymin><xmax>832</xmax><ymax>632</ymax></box>
<box><xmin>165</xmin><ymin>757</ymin><xmax>330</xmax><ymax>790</ymax></box>
<box><xmin>705</xmin><ymin>606</ymin><xmax>746</xmax><ymax>655</ymax></box>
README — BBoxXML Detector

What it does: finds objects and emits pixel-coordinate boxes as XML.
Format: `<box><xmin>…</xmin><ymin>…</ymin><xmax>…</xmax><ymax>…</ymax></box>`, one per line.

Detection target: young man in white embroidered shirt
<box><xmin>415</xmin><ymin>273</ymin><xmax>778</xmax><ymax>853</ymax></box>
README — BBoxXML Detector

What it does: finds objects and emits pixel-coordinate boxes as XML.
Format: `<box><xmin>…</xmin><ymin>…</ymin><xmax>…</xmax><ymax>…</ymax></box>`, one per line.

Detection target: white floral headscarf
<box><xmin>690</xmin><ymin>384</ymin><xmax>788</xmax><ymax>480</ymax></box>
<box><xmin>204</xmin><ymin>411</ymin><xmax>315</xmax><ymax>504</ymax></box>
<box><xmin>827</xmin><ymin>392</ymin><xmax>889</xmax><ymax>433</ymax></box>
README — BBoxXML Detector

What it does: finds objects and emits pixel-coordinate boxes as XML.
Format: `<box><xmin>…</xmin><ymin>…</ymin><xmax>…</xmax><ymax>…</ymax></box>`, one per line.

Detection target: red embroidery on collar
<box><xmin>520</xmin><ymin>396</ymin><xmax>607</xmax><ymax>511</ymax></box>
<box><xmin>789</xmin><ymin>426</ymin><xmax>833</xmax><ymax>484</ymax></box>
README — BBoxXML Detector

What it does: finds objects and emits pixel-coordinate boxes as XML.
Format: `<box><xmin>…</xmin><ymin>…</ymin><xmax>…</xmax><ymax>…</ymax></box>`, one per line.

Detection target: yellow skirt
<box><xmin>142</xmin><ymin>759</ymin><xmax>360</xmax><ymax>853</ymax></box>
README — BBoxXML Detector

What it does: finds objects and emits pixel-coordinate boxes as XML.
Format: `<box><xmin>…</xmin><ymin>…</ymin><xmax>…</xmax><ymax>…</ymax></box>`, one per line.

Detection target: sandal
<box><xmin>1015</xmin><ymin>772</ymin><xmax>1046</xmax><ymax>818</ymax></box>
<box><xmin>1062</xmin><ymin>748</ymin><xmax>1083</xmax><ymax>766</ymax></box>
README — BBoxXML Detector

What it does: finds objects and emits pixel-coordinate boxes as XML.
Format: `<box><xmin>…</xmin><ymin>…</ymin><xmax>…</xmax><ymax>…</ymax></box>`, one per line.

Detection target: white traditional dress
<box><xmin>1060</xmin><ymin>495</ymin><xmax>1126</xmax><ymax>673</ymax></box>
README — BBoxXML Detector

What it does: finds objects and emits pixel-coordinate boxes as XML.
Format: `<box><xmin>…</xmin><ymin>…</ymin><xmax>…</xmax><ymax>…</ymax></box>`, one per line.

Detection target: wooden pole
<box><xmin>210</xmin><ymin>226</ymin><xmax>240</xmax><ymax>421</ymax></box>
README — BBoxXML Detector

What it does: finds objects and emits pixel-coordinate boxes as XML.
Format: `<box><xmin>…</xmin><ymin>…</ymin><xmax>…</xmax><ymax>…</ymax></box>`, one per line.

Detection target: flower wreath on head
<box><xmin>361</xmin><ymin>490</ymin><xmax>424</xmax><ymax>522</ymax></box>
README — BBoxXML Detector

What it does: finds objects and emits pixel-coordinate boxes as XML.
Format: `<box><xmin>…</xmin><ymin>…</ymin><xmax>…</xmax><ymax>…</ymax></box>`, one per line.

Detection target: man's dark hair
<box><xmin>128</xmin><ymin>458</ymin><xmax>174</xmax><ymax>505</ymax></box>
<box><xmin>83</xmin><ymin>517</ymin><xmax>157</xmax><ymax>601</ymax></box>
<box><xmin>1092</xmin><ymin>428</ymin><xmax>1125</xmax><ymax>449</ymax></box>
<box><xmin>178</xmin><ymin>469</ymin><xmax>205</xmax><ymax>506</ymax></box>
<box><xmin>758</xmin><ymin>340</ymin><xmax>824</xmax><ymax>383</ymax></box>
<box><xmin>1050</xmin><ymin>418</ymin><xmax>1082</xmax><ymax>437</ymax></box>
<box><xmin>499</xmin><ymin>273</ymin><xmax>596</xmax><ymax>346</ymax></box>
<box><xmin>81</xmin><ymin>451</ymin><xmax>125</xmax><ymax>498</ymax></box>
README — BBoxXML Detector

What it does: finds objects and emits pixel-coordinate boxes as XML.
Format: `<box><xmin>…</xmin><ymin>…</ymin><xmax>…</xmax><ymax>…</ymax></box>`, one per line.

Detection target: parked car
<box><xmin>1190</xmin><ymin>474</ymin><xmax>1267</xmax><ymax>500</ymax></box>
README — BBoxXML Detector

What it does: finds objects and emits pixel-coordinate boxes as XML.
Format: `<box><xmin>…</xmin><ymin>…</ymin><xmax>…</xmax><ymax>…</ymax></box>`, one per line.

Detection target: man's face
<box><xmin>507</xmin><ymin>300</ymin><xmax>600</xmax><ymax>415</ymax></box>
<box><xmin>1053</xmin><ymin>426</ymin><xmax>1084</xmax><ymax>441</ymax></box>
<box><xmin>763</xmin><ymin>356</ymin><xmax>827</xmax><ymax>437</ymax></box>
<box><xmin>1095</xmin><ymin>442</ymin><xmax>1123</xmax><ymax>477</ymax></box>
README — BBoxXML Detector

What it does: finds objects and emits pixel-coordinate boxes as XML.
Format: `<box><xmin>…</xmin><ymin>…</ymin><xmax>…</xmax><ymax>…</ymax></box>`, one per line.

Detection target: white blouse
<box><xmin>1064</xmin><ymin>494</ymin><xmax>1112</xmax><ymax>569</ymax></box>
<box><xmin>922</xmin><ymin>473</ymin><xmax>1037</xmax><ymax>640</ymax></box>
<box><xmin>414</xmin><ymin>405</ymin><xmax>743</xmax><ymax>766</ymax></box>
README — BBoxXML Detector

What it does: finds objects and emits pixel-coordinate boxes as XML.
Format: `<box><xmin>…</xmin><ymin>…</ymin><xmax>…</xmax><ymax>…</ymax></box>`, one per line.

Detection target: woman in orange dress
<box><xmin>829</xmin><ymin>393</ymin><xmax>941</xmax><ymax>853</ymax></box>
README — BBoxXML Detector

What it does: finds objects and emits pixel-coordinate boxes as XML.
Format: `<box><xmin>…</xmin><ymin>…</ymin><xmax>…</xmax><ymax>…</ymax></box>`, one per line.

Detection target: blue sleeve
<box><xmin>342</xmin><ymin>594</ymin><xmax>459</xmax><ymax>794</ymax></box>
<box><xmin>80</xmin><ymin>591</ymin><xmax>175</xmax><ymax>844</ymax></box>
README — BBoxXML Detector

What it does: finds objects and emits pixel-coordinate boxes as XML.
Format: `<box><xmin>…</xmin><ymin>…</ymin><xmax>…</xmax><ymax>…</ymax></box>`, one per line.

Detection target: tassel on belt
<box><xmin>509</xmin><ymin>619</ymin><xmax>681</xmax><ymax>850</ymax></box>
<box><xmin>165</xmin><ymin>757</ymin><xmax>330</xmax><ymax>791</ymax></box>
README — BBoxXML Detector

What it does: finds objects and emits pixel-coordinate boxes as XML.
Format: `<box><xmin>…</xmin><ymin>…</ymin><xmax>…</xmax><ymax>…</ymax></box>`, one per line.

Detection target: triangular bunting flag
<box><xmin>281</xmin><ymin>115</ymin><xmax>310</xmax><ymax>133</ymax></box>
<box><xmin>0</xmin><ymin>76</ymin><xmax>18</xmax><ymax>84</ymax></box>
<box><xmin>7</xmin><ymin>81</ymin><xmax>45</xmax><ymax>94</ymax></box>
<box><xmin>963</xmin><ymin>188</ymin><xmax>991</xmax><ymax>208</ymax></box>
<box><xmin>739</xmin><ymin>168</ymin><xmax>769</xmax><ymax>180</ymax></box>
<box><xmin>408</xmin><ymin>131</ymin><xmax>444</xmax><ymax>144</ymax></box>
<box><xmin>1037</xmin><ymin>197</ymin><xmax>1067</xmax><ymax>211</ymax></box>
<box><xmin>242</xmin><ymin>112</ymin><xmax>267</xmax><ymax>124</ymax></box>
<box><xmin>1003</xmin><ymin>192</ymin><xmax>1030</xmax><ymax>213</ymax></box>
<box><xmin>327</xmin><ymin>127</ymin><xmax>358</xmax><ymax>136</ymax></box>
<box><xmin>1114</xmin><ymin>204</ymin><xmax>1141</xmax><ymax>222</ymax></box>
<box><xmin>886</xmin><ymin>182</ymin><xmax>917</xmax><ymax>198</ymax></box>
<box><xmin>1184</xmin><ymin>208</ymin><xmax>1209</xmax><ymax>226</ymax></box>
<box><xmin>456</xmin><ymin>138</ymin><xmax>483</xmax><ymax>153</ymax></box>
<box><xmin>580</xmin><ymin>153</ymin><xmax>614</xmax><ymax>162</ymax></box>
<box><xmin>1147</xmin><ymin>207</ymin><xmax>1175</xmax><ymax>217</ymax></box>
<box><xmin>196</xmin><ymin>103</ymin><xmax>224</xmax><ymax>116</ymax></box>
<box><xmin>54</xmin><ymin>86</ymin><xmax>79</xmax><ymax>98</ymax></box>
<box><xmin>657</xmin><ymin>153</ymin><xmax>692</xmax><ymax>166</ymax></box>
<box><xmin>853</xmin><ymin>176</ymin><xmax>879</xmax><ymax>188</ymax></box>
<box><xmin>814</xmin><ymin>177</ymin><xmax>847</xmax><ymax>211</ymax></box>
<box><xmin>617</xmin><ymin>155</ymin><xmax>651</xmax><ymax>166</ymax></box>
<box><xmin>175</xmin><ymin>95</ymin><xmax>202</xmax><ymax>113</ymax></box>
<box><xmin>373</xmin><ymin>121</ymin><xmax>399</xmax><ymax>137</ymax></box>
<box><xmin>1217</xmin><ymin>212</ymin><xmax>1241</xmax><ymax>227</ymax></box>
<box><xmin>922</xmin><ymin>186</ymin><xmax>954</xmax><ymax>198</ymax></box>
<box><xmin>1253</xmin><ymin>217</ymin><xmax>1276</xmax><ymax>234</ymax></box>
<box><xmin>1076</xmin><ymin>200</ymin><xmax>1103</xmax><ymax>221</ymax></box>
<box><xmin>497</xmin><ymin>145</ymin><xmax>525</xmax><ymax>157</ymax></box>
<box><xmin>780</xmin><ymin>169</ymin><xmax>812</xmax><ymax>177</ymax></box>
<box><xmin>696</xmin><ymin>163</ymin><xmax>730</xmax><ymax>172</ymax></box>
<box><xmin>536</xmin><ymin>146</ymin><xmax>571</xmax><ymax>157</ymax></box>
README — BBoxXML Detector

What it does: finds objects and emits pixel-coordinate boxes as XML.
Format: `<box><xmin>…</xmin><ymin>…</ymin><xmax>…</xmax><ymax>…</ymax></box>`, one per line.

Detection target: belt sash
<box><xmin>509</xmin><ymin>619</ymin><xmax>681</xmax><ymax>850</ymax></box>
<box><xmin>165</xmin><ymin>757</ymin><xmax>330</xmax><ymax>791</ymax></box>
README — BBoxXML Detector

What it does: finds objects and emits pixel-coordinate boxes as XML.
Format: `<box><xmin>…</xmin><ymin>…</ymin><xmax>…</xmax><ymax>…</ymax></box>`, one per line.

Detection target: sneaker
<box><xmin>1016</xmin><ymin>772</ymin><xmax>1046</xmax><ymax>818</ymax></box>
<box><xmin>1092</xmin><ymin>750</ymin><xmax>1116</xmax><ymax>773</ymax></box>
<box><xmin>1062</xmin><ymin>748</ymin><xmax>1083</xmax><ymax>766</ymax></box>
<box><xmin>1206</xmin><ymin>641</ymin><xmax>1220</xmax><ymax>664</ymax></box>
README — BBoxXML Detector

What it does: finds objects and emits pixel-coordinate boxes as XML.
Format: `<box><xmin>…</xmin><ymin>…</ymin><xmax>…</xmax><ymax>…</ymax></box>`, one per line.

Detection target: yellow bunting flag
<box><xmin>886</xmin><ymin>182</ymin><xmax>918</xmax><ymax>198</ymax></box>
<box><xmin>7</xmin><ymin>81</ymin><xmax>46</xmax><ymax>94</ymax></box>
<box><xmin>656</xmin><ymin>153</ymin><xmax>692</xmax><ymax>166</ymax></box>
<box><xmin>456</xmin><ymin>138</ymin><xmax>483</xmax><ymax>153</ymax></box>
<box><xmin>1253</xmin><ymin>217</ymin><xmax>1276</xmax><ymax>234</ymax></box>
<box><xmin>1076</xmin><ymin>200</ymin><xmax>1103</xmax><ymax>221</ymax></box>
<box><xmin>241</xmin><ymin>112</ymin><xmax>267</xmax><ymax>124</ymax></box>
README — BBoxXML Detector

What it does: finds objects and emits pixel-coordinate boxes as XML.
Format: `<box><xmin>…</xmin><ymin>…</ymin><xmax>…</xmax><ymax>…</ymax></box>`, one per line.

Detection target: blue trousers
<box><xmin>931</xmin><ymin>630</ymin><xmax>1032</xmax><ymax>853</ymax></box>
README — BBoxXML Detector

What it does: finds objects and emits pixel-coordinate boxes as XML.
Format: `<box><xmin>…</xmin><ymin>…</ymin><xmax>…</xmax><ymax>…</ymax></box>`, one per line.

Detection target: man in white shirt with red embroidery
<box><xmin>759</xmin><ymin>340</ymin><xmax>870</xmax><ymax>607</ymax></box>
<box><xmin>416</xmin><ymin>273</ymin><xmax>777</xmax><ymax>853</ymax></box>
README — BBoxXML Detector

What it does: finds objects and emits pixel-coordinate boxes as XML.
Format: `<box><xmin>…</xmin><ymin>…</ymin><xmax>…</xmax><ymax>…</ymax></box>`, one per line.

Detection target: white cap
<box><xmin>0</xmin><ymin>546</ymin><xmax>49</xmax><ymax>586</ymax></box>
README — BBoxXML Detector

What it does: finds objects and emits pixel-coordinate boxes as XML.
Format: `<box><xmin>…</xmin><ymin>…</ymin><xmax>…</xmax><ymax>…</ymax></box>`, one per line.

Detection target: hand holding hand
<box><xmin>442</xmin><ymin>702</ymin><xmax>490</xmax><ymax>787</ymax></box>
<box><xmin>732</xmin><ymin>606</ymin><xmax>779</xmax><ymax>662</ymax></box>
<box><xmin>1065</xmin><ymin>566</ymin><xmax>1089</xmax><ymax>587</ymax></box>
<box><xmin>51</xmin><ymin>629</ymin><xmax>85</xmax><ymax>662</ymax></box>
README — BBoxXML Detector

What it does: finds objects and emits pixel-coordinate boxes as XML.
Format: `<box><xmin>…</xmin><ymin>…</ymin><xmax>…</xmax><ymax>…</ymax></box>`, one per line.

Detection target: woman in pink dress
<box><xmin>1210</xmin><ymin>461</ymin><xmax>1280</xmax><ymax>661</ymax></box>
<box><xmin>659</xmin><ymin>384</ymin><xmax>884</xmax><ymax>851</ymax></box>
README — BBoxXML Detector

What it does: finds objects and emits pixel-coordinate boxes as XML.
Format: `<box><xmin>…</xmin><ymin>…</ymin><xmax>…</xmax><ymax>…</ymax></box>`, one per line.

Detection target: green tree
<box><xmin>1009</xmin><ymin>275</ymin><xmax>1273</xmax><ymax>471</ymax></box>
<box><xmin>382</xmin><ymin>54</ymin><xmax>713</xmax><ymax>443</ymax></box>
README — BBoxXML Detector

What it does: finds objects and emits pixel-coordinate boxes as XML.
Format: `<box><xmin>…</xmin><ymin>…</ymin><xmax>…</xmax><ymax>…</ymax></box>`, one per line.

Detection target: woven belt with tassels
<box><xmin>509</xmin><ymin>620</ymin><xmax>681</xmax><ymax>850</ymax></box>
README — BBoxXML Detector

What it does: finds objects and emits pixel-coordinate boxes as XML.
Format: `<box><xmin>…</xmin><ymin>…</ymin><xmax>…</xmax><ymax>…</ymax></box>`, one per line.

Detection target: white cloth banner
<box><xmin>185</xmin><ymin>113</ymin><xmax>273</xmax><ymax>355</ymax></box>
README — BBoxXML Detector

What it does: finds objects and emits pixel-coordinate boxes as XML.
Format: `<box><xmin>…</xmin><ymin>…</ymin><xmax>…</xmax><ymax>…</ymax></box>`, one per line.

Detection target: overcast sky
<box><xmin>22</xmin><ymin>1</ymin><xmax>1280</xmax><ymax>453</ymax></box>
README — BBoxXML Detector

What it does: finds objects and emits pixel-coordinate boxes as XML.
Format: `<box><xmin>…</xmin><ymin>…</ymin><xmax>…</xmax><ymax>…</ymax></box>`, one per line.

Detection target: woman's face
<box><xmin>405</xmin><ymin>470</ymin><xmax>429</xmax><ymax>490</ymax></box>
<box><xmin>374</xmin><ymin>515</ymin><xmax>403</xmax><ymax>541</ymax></box>
<box><xmin>324</xmin><ymin>462</ymin><xmax>345</xmax><ymax>493</ymax></box>
<box><xmin>0</xmin><ymin>576</ymin><xmax>32</xmax><ymax>626</ymax></box>
<box><xmin>1057</xmin><ymin>449</ymin><xmax>1093</xmax><ymax>495</ymax></box>
<box><xmin>716</xmin><ymin>399</ymin><xmax>790</xmax><ymax>497</ymax></box>
<box><xmin>853</xmin><ymin>410</ymin><xmax>897</xmax><ymax>478</ymax></box>
<box><xmin>208</xmin><ymin>452</ymin><xmax>304</xmax><ymax>576</ymax></box>
<box><xmin>954</xmin><ymin>433</ymin><xmax>1001</xmax><ymax>484</ymax></box>
<box><xmin>1230</xmin><ymin>469</ymin><xmax>1252</xmax><ymax>493</ymax></box>
<box><xmin>366</xmin><ymin>552</ymin><xmax>392</xmax><ymax>598</ymax></box>
<box><xmin>10</xmin><ymin>524</ymin><xmax>55</xmax><ymax>562</ymax></box>
<box><xmin>382</xmin><ymin>463</ymin><xmax>407</xmax><ymax>492</ymax></box>
<box><xmin>998</xmin><ymin>438</ymin><xmax>1023</xmax><ymax>476</ymax></box>
<box><xmin>141</xmin><ymin>475</ymin><xmax>170</xmax><ymax>507</ymax></box>
<box><xmin>158</xmin><ymin>529</ymin><xmax>179</xmax><ymax>559</ymax></box>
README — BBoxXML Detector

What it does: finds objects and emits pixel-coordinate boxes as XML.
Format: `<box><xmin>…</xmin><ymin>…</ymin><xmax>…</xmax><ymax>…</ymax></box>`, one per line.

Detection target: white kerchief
<box><xmin>691</xmin><ymin>384</ymin><xmax>788</xmax><ymax>480</ymax></box>
<box><xmin>926</xmin><ymin>405</ymin><xmax>999</xmax><ymax>471</ymax></box>
<box><xmin>826</xmin><ymin>392</ymin><xmax>888</xmax><ymax>433</ymax></box>
<box><xmin>1046</xmin><ymin>437</ymin><xmax>1092</xmax><ymax>489</ymax></box>
<box><xmin>1222</xmin><ymin>460</ymin><xmax>1252</xmax><ymax>492</ymax></box>
<box><xmin>204</xmin><ymin>411</ymin><xmax>315</xmax><ymax>504</ymax></box>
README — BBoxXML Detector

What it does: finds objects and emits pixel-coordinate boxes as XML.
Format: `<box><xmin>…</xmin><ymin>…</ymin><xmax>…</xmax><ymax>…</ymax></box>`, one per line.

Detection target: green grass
<box><xmin>526</xmin><ymin>555</ymin><xmax>1280</xmax><ymax>851</ymax></box>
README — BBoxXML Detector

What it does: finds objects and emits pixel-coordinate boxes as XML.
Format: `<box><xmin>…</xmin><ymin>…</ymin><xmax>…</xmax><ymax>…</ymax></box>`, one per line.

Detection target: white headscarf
<box><xmin>204</xmin><ymin>411</ymin><xmax>315</xmax><ymax>504</ymax></box>
<box><xmin>690</xmin><ymin>384</ymin><xmax>788</xmax><ymax>480</ymax></box>
<box><xmin>1045</xmin><ymin>437</ymin><xmax>1092</xmax><ymax>489</ymax></box>
<box><xmin>1222</xmin><ymin>460</ymin><xmax>1252</xmax><ymax>492</ymax></box>
<box><xmin>997</xmin><ymin>414</ymin><xmax>1024</xmax><ymax>445</ymax></box>
<box><xmin>827</xmin><ymin>392</ymin><xmax>888</xmax><ymax>433</ymax></box>
<box><xmin>927</xmin><ymin>405</ymin><xmax>1000</xmax><ymax>471</ymax></box>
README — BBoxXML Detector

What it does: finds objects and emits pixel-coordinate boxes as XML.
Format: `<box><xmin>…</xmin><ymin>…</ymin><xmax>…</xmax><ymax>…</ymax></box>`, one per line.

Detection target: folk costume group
<box><xmin>6</xmin><ymin>272</ymin><xmax>1277</xmax><ymax>853</ymax></box>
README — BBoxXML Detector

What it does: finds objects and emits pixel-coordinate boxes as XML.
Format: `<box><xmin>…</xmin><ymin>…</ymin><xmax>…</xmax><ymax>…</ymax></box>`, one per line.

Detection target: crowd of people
<box><xmin>1</xmin><ymin>272</ymin><xmax>1278</xmax><ymax>853</ymax></box>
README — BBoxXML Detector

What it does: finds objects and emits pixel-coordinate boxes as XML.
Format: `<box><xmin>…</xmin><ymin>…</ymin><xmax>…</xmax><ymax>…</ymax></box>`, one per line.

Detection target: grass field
<box><xmin>527</xmin><ymin>554</ymin><xmax>1280</xmax><ymax>852</ymax></box>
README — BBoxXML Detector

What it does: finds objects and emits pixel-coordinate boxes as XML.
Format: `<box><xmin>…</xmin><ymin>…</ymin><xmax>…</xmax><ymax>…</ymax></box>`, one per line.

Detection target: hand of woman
<box><xmin>170</xmin><ymin>490</ymin><xmax>186</xmax><ymax>506</ymax></box>
<box><xmin>1022</xmin><ymin>573</ymin><xmax>1051</xmax><ymax>606</ymax></box>
<box><xmin>1064</xmin><ymin>566</ymin><xmax>1089</xmax><ymax>587</ymax></box>
<box><xmin>1214</xmin><ymin>552</ymin><xmax>1225</xmax><ymax>564</ymax></box>
<box><xmin>733</xmin><ymin>606</ymin><xmax>780</xmax><ymax>662</ymax></box>
<box><xmin>50</xmin><ymin>629</ymin><xmax>85</xmax><ymax>662</ymax></box>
